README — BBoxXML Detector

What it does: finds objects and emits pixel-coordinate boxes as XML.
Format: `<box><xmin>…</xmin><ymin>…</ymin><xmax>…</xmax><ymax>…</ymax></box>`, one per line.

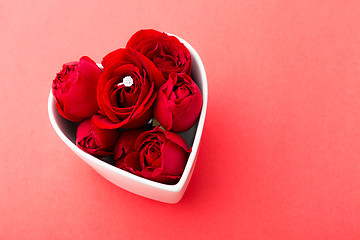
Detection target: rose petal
<box><xmin>113</xmin><ymin>128</ymin><xmax>145</xmax><ymax>162</ymax></box>
<box><xmin>161</xmin><ymin>141</ymin><xmax>188</xmax><ymax>176</ymax></box>
<box><xmin>96</xmin><ymin>48</ymin><xmax>160</xmax><ymax>129</ymax></box>
<box><xmin>124</xmin><ymin>152</ymin><xmax>142</xmax><ymax>172</ymax></box>
<box><xmin>76</xmin><ymin>116</ymin><xmax>119</xmax><ymax>157</ymax></box>
<box><xmin>53</xmin><ymin>56</ymin><xmax>101</xmax><ymax>122</ymax></box>
<box><xmin>163</xmin><ymin>130</ymin><xmax>190</xmax><ymax>152</ymax></box>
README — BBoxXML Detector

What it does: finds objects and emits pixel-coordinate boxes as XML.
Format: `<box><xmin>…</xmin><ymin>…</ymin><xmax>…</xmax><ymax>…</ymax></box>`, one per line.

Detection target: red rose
<box><xmin>76</xmin><ymin>116</ymin><xmax>119</xmax><ymax>157</ymax></box>
<box><xmin>93</xmin><ymin>48</ymin><xmax>165</xmax><ymax>129</ymax></box>
<box><xmin>126</xmin><ymin>29</ymin><xmax>191</xmax><ymax>83</ymax></box>
<box><xmin>113</xmin><ymin>128</ymin><xmax>145</xmax><ymax>168</ymax></box>
<box><xmin>114</xmin><ymin>126</ymin><xmax>190</xmax><ymax>184</ymax></box>
<box><xmin>154</xmin><ymin>72</ymin><xmax>202</xmax><ymax>132</ymax></box>
<box><xmin>52</xmin><ymin>56</ymin><xmax>101</xmax><ymax>122</ymax></box>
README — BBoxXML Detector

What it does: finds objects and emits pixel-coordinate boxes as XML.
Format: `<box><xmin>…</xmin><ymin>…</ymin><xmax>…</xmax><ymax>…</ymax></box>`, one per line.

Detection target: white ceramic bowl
<box><xmin>48</xmin><ymin>34</ymin><xmax>208</xmax><ymax>203</ymax></box>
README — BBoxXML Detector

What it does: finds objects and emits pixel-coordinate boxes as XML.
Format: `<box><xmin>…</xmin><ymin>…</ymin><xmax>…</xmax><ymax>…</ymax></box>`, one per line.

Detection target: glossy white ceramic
<box><xmin>48</xmin><ymin>34</ymin><xmax>208</xmax><ymax>203</ymax></box>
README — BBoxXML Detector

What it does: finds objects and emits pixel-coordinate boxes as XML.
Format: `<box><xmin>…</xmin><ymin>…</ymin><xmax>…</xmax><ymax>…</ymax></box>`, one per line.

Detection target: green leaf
<box><xmin>152</xmin><ymin>118</ymin><xmax>166</xmax><ymax>131</ymax></box>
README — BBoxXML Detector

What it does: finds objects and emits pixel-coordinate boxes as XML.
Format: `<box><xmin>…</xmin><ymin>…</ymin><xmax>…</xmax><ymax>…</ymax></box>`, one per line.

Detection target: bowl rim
<box><xmin>47</xmin><ymin>32</ymin><xmax>208</xmax><ymax>195</ymax></box>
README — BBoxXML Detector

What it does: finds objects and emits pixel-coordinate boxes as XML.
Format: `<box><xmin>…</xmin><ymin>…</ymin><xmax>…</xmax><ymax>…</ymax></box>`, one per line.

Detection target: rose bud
<box><xmin>52</xmin><ymin>56</ymin><xmax>101</xmax><ymax>122</ymax></box>
<box><xmin>154</xmin><ymin>72</ymin><xmax>202</xmax><ymax>132</ymax></box>
<box><xmin>113</xmin><ymin>129</ymin><xmax>146</xmax><ymax>169</ymax></box>
<box><xmin>116</xmin><ymin>126</ymin><xmax>190</xmax><ymax>185</ymax></box>
<box><xmin>93</xmin><ymin>48</ymin><xmax>165</xmax><ymax>130</ymax></box>
<box><xmin>76</xmin><ymin>116</ymin><xmax>119</xmax><ymax>157</ymax></box>
<box><xmin>126</xmin><ymin>29</ymin><xmax>191</xmax><ymax>84</ymax></box>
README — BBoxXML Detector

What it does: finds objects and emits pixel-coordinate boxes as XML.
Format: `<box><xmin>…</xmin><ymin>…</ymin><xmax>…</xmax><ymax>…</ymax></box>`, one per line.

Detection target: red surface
<box><xmin>1</xmin><ymin>1</ymin><xmax>360</xmax><ymax>239</ymax></box>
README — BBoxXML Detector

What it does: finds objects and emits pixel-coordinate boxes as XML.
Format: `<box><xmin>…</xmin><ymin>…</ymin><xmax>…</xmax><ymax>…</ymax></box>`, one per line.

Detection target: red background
<box><xmin>1</xmin><ymin>1</ymin><xmax>360</xmax><ymax>239</ymax></box>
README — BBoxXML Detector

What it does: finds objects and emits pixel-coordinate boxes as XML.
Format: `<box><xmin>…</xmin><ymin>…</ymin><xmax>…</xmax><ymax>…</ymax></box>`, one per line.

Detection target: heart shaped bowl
<box><xmin>48</xmin><ymin>34</ymin><xmax>208</xmax><ymax>203</ymax></box>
